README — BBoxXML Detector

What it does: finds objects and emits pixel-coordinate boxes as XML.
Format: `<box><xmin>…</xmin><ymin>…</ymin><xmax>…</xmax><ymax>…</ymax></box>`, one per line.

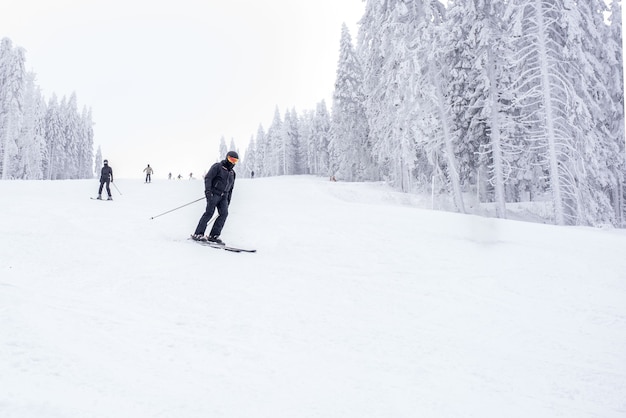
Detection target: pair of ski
<box><xmin>190</xmin><ymin>236</ymin><xmax>256</xmax><ymax>253</ymax></box>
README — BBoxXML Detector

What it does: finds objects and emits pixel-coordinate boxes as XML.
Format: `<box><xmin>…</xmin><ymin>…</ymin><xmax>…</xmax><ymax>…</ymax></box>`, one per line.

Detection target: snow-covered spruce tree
<box><xmin>62</xmin><ymin>93</ymin><xmax>81</xmax><ymax>179</ymax></box>
<box><xmin>0</xmin><ymin>39</ymin><xmax>95</xmax><ymax>181</ymax></box>
<box><xmin>440</xmin><ymin>0</ymin><xmax>522</xmax><ymax>218</ymax></box>
<box><xmin>359</xmin><ymin>1</ymin><xmax>453</xmax><ymax>196</ymax></box>
<box><xmin>44</xmin><ymin>95</ymin><xmax>64</xmax><ymax>179</ymax></box>
<box><xmin>94</xmin><ymin>145</ymin><xmax>102</xmax><ymax>177</ymax></box>
<box><xmin>438</xmin><ymin>1</ymin><xmax>486</xmax><ymax>204</ymax></box>
<box><xmin>568</xmin><ymin>0</ymin><xmax>626</xmax><ymax>226</ymax></box>
<box><xmin>400</xmin><ymin>1</ymin><xmax>469</xmax><ymax>212</ymax></box>
<box><xmin>253</xmin><ymin>125</ymin><xmax>267</xmax><ymax>177</ymax></box>
<box><xmin>358</xmin><ymin>0</ymin><xmax>411</xmax><ymax>190</ymax></box>
<box><xmin>290</xmin><ymin>108</ymin><xmax>308</xmax><ymax>175</ymax></box>
<box><xmin>607</xmin><ymin>0</ymin><xmax>626</xmax><ymax>226</ymax></box>
<box><xmin>329</xmin><ymin>23</ymin><xmax>372</xmax><ymax>182</ymax></box>
<box><xmin>219</xmin><ymin>136</ymin><xmax>228</xmax><ymax>162</ymax></box>
<box><xmin>312</xmin><ymin>100</ymin><xmax>331</xmax><ymax>176</ymax></box>
<box><xmin>282</xmin><ymin>108</ymin><xmax>299</xmax><ymax>175</ymax></box>
<box><xmin>15</xmin><ymin>72</ymin><xmax>46</xmax><ymax>179</ymax></box>
<box><xmin>242</xmin><ymin>135</ymin><xmax>256</xmax><ymax>178</ymax></box>
<box><xmin>228</xmin><ymin>137</ymin><xmax>238</xmax><ymax>158</ymax></box>
<box><xmin>532</xmin><ymin>0</ymin><xmax>623</xmax><ymax>226</ymax></box>
<box><xmin>52</xmin><ymin>95</ymin><xmax>72</xmax><ymax>179</ymax></box>
<box><xmin>510</xmin><ymin>0</ymin><xmax>624</xmax><ymax>226</ymax></box>
<box><xmin>265</xmin><ymin>107</ymin><xmax>284</xmax><ymax>176</ymax></box>
<box><xmin>80</xmin><ymin>107</ymin><xmax>95</xmax><ymax>179</ymax></box>
<box><xmin>297</xmin><ymin>109</ymin><xmax>315</xmax><ymax>175</ymax></box>
<box><xmin>0</xmin><ymin>38</ymin><xmax>26</xmax><ymax>179</ymax></box>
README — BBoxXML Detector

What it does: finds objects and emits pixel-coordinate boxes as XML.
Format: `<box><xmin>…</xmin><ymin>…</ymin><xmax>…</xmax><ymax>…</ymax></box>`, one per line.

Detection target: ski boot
<box><xmin>207</xmin><ymin>236</ymin><xmax>224</xmax><ymax>245</ymax></box>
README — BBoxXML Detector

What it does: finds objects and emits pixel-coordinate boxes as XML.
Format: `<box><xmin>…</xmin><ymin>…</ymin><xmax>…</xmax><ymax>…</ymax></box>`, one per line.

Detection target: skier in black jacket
<box><xmin>97</xmin><ymin>160</ymin><xmax>114</xmax><ymax>200</ymax></box>
<box><xmin>192</xmin><ymin>151</ymin><xmax>238</xmax><ymax>244</ymax></box>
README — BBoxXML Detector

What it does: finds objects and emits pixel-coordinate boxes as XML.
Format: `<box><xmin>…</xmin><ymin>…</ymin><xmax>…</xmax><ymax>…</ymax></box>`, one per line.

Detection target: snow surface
<box><xmin>1</xmin><ymin>175</ymin><xmax>626</xmax><ymax>418</ymax></box>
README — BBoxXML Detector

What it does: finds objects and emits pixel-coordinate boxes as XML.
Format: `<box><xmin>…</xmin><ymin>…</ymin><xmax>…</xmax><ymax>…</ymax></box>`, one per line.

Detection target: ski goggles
<box><xmin>227</xmin><ymin>155</ymin><xmax>239</xmax><ymax>164</ymax></box>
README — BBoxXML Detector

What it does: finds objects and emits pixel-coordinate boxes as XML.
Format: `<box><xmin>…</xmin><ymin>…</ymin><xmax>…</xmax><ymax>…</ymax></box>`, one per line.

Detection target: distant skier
<box><xmin>168</xmin><ymin>172</ymin><xmax>172</xmax><ymax>180</ymax></box>
<box><xmin>191</xmin><ymin>151</ymin><xmax>238</xmax><ymax>244</ymax></box>
<box><xmin>97</xmin><ymin>160</ymin><xmax>113</xmax><ymax>200</ymax></box>
<box><xmin>251</xmin><ymin>170</ymin><xmax>255</xmax><ymax>178</ymax></box>
<box><xmin>143</xmin><ymin>164</ymin><xmax>153</xmax><ymax>183</ymax></box>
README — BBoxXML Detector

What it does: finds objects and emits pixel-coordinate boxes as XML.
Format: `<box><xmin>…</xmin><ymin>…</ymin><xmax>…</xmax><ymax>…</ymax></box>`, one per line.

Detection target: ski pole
<box><xmin>150</xmin><ymin>197</ymin><xmax>205</xmax><ymax>220</ymax></box>
<box><xmin>112</xmin><ymin>181</ymin><xmax>123</xmax><ymax>195</ymax></box>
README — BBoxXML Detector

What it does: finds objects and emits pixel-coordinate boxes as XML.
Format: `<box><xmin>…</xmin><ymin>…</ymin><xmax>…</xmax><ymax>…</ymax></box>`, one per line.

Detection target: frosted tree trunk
<box><xmin>487</xmin><ymin>47</ymin><xmax>506</xmax><ymax>218</ymax></box>
<box><xmin>47</xmin><ymin>142</ymin><xmax>55</xmax><ymax>180</ymax></box>
<box><xmin>1</xmin><ymin>109</ymin><xmax>14</xmax><ymax>179</ymax></box>
<box><xmin>434</xmin><ymin>72</ymin><xmax>465</xmax><ymax>213</ymax></box>
<box><xmin>535</xmin><ymin>0</ymin><xmax>565</xmax><ymax>225</ymax></box>
<box><xmin>282</xmin><ymin>134</ymin><xmax>287</xmax><ymax>176</ymax></box>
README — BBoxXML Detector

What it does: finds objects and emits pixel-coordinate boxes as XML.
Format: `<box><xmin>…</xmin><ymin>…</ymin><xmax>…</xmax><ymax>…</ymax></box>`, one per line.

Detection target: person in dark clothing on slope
<box><xmin>98</xmin><ymin>159</ymin><xmax>114</xmax><ymax>200</ymax></box>
<box><xmin>191</xmin><ymin>151</ymin><xmax>238</xmax><ymax>244</ymax></box>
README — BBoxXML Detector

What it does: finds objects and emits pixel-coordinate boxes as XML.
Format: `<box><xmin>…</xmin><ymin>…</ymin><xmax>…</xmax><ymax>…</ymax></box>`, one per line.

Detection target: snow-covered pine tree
<box><xmin>565</xmin><ymin>0</ymin><xmax>626</xmax><ymax>226</ymax></box>
<box><xmin>510</xmin><ymin>0</ymin><xmax>624</xmax><ymax>226</ymax></box>
<box><xmin>297</xmin><ymin>109</ymin><xmax>315</xmax><ymax>175</ymax></box>
<box><xmin>0</xmin><ymin>38</ymin><xmax>26</xmax><ymax>179</ymax></box>
<box><xmin>80</xmin><ymin>106</ymin><xmax>94</xmax><ymax>179</ymax></box>
<box><xmin>265</xmin><ymin>107</ymin><xmax>283</xmax><ymax>176</ymax></box>
<box><xmin>282</xmin><ymin>108</ymin><xmax>299</xmax><ymax>175</ymax></box>
<box><xmin>510</xmin><ymin>0</ymin><xmax>579</xmax><ymax>225</ymax></box>
<box><xmin>253</xmin><ymin>124</ymin><xmax>267</xmax><ymax>177</ymax></box>
<box><xmin>15</xmin><ymin>72</ymin><xmax>46</xmax><ymax>179</ymax></box>
<box><xmin>403</xmin><ymin>1</ymin><xmax>467</xmax><ymax>211</ymax></box>
<box><xmin>228</xmin><ymin>137</ymin><xmax>238</xmax><ymax>158</ymax></box>
<box><xmin>606</xmin><ymin>0</ymin><xmax>625</xmax><ymax>226</ymax></box>
<box><xmin>62</xmin><ymin>93</ymin><xmax>81</xmax><ymax>179</ymax></box>
<box><xmin>219</xmin><ymin>136</ymin><xmax>228</xmax><ymax>162</ymax></box>
<box><xmin>439</xmin><ymin>1</ymin><xmax>485</xmax><ymax>203</ymax></box>
<box><xmin>358</xmin><ymin>0</ymin><xmax>410</xmax><ymax>189</ymax></box>
<box><xmin>441</xmin><ymin>0</ymin><xmax>519</xmax><ymax>217</ymax></box>
<box><xmin>94</xmin><ymin>145</ymin><xmax>103</xmax><ymax>177</ymax></box>
<box><xmin>289</xmin><ymin>108</ymin><xmax>307</xmax><ymax>175</ymax></box>
<box><xmin>329</xmin><ymin>23</ymin><xmax>371</xmax><ymax>182</ymax></box>
<box><xmin>44</xmin><ymin>95</ymin><xmax>64</xmax><ymax>179</ymax></box>
<box><xmin>0</xmin><ymin>38</ymin><xmax>94</xmax><ymax>181</ymax></box>
<box><xmin>359</xmin><ymin>1</ymin><xmax>451</xmax><ymax>195</ymax></box>
<box><xmin>51</xmin><ymin>96</ymin><xmax>71</xmax><ymax>179</ymax></box>
<box><xmin>312</xmin><ymin>100</ymin><xmax>331</xmax><ymax>176</ymax></box>
<box><xmin>242</xmin><ymin>135</ymin><xmax>256</xmax><ymax>178</ymax></box>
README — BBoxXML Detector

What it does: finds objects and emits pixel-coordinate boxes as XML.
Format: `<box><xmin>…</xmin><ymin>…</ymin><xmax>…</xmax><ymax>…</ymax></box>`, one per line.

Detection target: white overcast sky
<box><xmin>2</xmin><ymin>0</ymin><xmax>365</xmax><ymax>178</ymax></box>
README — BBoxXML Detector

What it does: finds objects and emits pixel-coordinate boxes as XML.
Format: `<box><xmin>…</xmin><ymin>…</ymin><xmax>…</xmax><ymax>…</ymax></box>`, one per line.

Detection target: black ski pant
<box><xmin>99</xmin><ymin>179</ymin><xmax>111</xmax><ymax>197</ymax></box>
<box><xmin>194</xmin><ymin>193</ymin><xmax>229</xmax><ymax>237</ymax></box>
<box><xmin>145</xmin><ymin>174</ymin><xmax>151</xmax><ymax>183</ymax></box>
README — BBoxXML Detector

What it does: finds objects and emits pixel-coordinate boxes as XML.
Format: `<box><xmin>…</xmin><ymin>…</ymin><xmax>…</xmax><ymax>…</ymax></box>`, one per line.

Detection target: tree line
<box><xmin>240</xmin><ymin>0</ymin><xmax>625</xmax><ymax>227</ymax></box>
<box><xmin>0</xmin><ymin>38</ymin><xmax>94</xmax><ymax>180</ymax></box>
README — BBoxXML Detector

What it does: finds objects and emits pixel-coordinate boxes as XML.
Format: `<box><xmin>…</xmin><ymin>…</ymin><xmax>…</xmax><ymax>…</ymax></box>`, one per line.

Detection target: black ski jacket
<box><xmin>204</xmin><ymin>160</ymin><xmax>236</xmax><ymax>203</ymax></box>
<box><xmin>100</xmin><ymin>165</ymin><xmax>113</xmax><ymax>182</ymax></box>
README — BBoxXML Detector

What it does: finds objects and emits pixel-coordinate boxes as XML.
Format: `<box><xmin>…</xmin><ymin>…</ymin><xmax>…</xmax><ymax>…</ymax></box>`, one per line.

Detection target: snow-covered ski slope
<box><xmin>1</xmin><ymin>175</ymin><xmax>625</xmax><ymax>418</ymax></box>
